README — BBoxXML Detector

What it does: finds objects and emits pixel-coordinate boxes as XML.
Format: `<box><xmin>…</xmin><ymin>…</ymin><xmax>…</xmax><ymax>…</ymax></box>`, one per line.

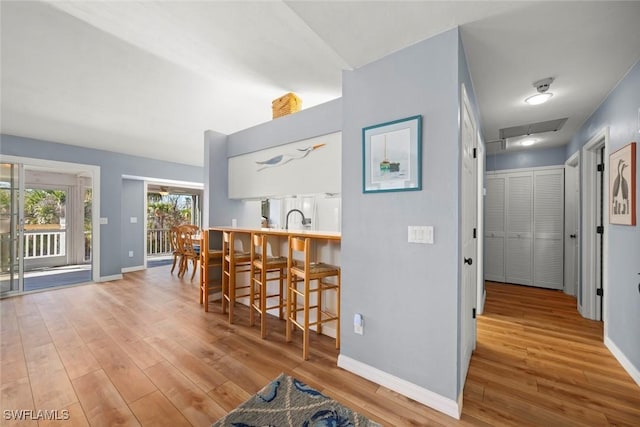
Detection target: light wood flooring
<box><xmin>1</xmin><ymin>269</ymin><xmax>638</xmax><ymax>426</ymax></box>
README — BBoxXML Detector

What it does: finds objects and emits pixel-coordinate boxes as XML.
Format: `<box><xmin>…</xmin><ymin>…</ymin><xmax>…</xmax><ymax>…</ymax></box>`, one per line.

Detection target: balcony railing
<box><xmin>147</xmin><ymin>228</ymin><xmax>172</xmax><ymax>256</ymax></box>
<box><xmin>24</xmin><ymin>230</ymin><xmax>65</xmax><ymax>259</ymax></box>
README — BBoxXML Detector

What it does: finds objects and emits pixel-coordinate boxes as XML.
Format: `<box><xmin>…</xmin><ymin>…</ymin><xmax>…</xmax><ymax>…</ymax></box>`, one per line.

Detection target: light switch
<box><xmin>100</xmin><ymin>217</ymin><xmax>108</xmax><ymax>225</ymax></box>
<box><xmin>130</xmin><ymin>217</ymin><xmax>137</xmax><ymax>223</ymax></box>
<box><xmin>408</xmin><ymin>226</ymin><xmax>434</xmax><ymax>244</ymax></box>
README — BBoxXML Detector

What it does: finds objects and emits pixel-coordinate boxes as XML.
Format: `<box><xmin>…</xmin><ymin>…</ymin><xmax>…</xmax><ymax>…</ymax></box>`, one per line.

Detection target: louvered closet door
<box><xmin>484</xmin><ymin>176</ymin><xmax>506</xmax><ymax>282</ymax></box>
<box><xmin>533</xmin><ymin>169</ymin><xmax>564</xmax><ymax>289</ymax></box>
<box><xmin>505</xmin><ymin>173</ymin><xmax>533</xmax><ymax>285</ymax></box>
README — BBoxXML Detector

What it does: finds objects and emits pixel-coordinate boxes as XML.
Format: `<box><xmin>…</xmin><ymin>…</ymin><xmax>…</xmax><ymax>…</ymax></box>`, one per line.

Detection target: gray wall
<box><xmin>567</xmin><ymin>60</ymin><xmax>640</xmax><ymax>373</ymax></box>
<box><xmin>341</xmin><ymin>28</ymin><xmax>461</xmax><ymax>400</ymax></box>
<box><xmin>1</xmin><ymin>134</ymin><xmax>203</xmax><ymax>277</ymax></box>
<box><xmin>486</xmin><ymin>146</ymin><xmax>566</xmax><ymax>171</ymax></box>
<box><xmin>121</xmin><ymin>179</ymin><xmax>145</xmax><ymax>268</ymax></box>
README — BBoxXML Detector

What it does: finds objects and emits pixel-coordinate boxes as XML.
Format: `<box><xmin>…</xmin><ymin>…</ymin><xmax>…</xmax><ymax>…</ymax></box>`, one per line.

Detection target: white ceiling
<box><xmin>2</xmin><ymin>1</ymin><xmax>640</xmax><ymax>166</ymax></box>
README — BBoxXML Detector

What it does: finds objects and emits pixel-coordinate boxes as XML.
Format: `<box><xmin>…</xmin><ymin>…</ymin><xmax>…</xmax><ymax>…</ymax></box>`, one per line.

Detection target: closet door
<box><xmin>505</xmin><ymin>172</ymin><xmax>533</xmax><ymax>285</ymax></box>
<box><xmin>533</xmin><ymin>169</ymin><xmax>564</xmax><ymax>289</ymax></box>
<box><xmin>484</xmin><ymin>175</ymin><xmax>506</xmax><ymax>282</ymax></box>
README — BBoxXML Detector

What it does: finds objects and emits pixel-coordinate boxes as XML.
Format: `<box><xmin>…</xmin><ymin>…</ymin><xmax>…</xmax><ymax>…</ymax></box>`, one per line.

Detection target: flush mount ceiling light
<box><xmin>520</xmin><ymin>138</ymin><xmax>537</xmax><ymax>146</ymax></box>
<box><xmin>525</xmin><ymin>77</ymin><xmax>554</xmax><ymax>105</ymax></box>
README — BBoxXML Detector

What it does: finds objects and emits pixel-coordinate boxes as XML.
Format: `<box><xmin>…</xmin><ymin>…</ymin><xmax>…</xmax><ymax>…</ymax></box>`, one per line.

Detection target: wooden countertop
<box><xmin>208</xmin><ymin>226</ymin><xmax>341</xmax><ymax>241</ymax></box>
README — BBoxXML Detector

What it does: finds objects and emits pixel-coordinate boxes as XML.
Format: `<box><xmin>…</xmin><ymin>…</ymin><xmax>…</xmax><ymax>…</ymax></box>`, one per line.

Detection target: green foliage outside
<box><xmin>147</xmin><ymin>193</ymin><xmax>194</xmax><ymax>254</ymax></box>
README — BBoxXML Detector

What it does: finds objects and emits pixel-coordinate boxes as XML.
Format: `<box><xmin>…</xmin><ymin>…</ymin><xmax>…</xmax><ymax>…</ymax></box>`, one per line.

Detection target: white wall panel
<box><xmin>228</xmin><ymin>132</ymin><xmax>341</xmax><ymax>199</ymax></box>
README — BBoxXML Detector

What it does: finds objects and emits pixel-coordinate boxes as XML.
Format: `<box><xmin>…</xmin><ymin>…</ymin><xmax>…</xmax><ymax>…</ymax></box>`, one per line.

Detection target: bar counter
<box><xmin>208</xmin><ymin>226</ymin><xmax>340</xmax><ymax>241</ymax></box>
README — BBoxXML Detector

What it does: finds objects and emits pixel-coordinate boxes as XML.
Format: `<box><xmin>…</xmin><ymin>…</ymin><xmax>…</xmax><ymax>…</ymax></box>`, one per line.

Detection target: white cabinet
<box><xmin>484</xmin><ymin>168</ymin><xmax>564</xmax><ymax>289</ymax></box>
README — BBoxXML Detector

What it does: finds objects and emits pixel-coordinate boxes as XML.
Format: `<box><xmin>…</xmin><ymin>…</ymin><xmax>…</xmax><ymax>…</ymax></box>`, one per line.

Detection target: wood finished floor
<box><xmin>1</xmin><ymin>269</ymin><xmax>639</xmax><ymax>426</ymax></box>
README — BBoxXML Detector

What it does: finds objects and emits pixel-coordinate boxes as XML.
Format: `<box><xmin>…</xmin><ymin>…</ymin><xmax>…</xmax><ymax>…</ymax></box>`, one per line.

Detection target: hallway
<box><xmin>465</xmin><ymin>282</ymin><xmax>640</xmax><ymax>425</ymax></box>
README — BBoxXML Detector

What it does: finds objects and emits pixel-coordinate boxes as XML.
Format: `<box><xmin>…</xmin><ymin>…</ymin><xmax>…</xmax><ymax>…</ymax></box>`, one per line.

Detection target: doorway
<box><xmin>564</xmin><ymin>152</ymin><xmax>580</xmax><ymax>297</ymax></box>
<box><xmin>581</xmin><ymin>128</ymin><xmax>609</xmax><ymax>321</ymax></box>
<box><xmin>0</xmin><ymin>158</ymin><xmax>99</xmax><ymax>296</ymax></box>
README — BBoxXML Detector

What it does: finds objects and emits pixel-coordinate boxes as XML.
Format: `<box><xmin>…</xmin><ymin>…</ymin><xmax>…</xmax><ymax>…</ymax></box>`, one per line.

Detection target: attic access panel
<box><xmin>499</xmin><ymin>118</ymin><xmax>568</xmax><ymax>140</ymax></box>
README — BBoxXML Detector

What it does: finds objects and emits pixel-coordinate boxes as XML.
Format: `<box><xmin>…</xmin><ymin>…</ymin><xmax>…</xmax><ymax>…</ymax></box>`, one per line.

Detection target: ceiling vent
<box><xmin>499</xmin><ymin>117</ymin><xmax>568</xmax><ymax>140</ymax></box>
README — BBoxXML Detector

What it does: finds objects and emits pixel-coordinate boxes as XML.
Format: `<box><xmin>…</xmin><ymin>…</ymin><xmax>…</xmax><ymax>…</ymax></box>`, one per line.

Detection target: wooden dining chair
<box><xmin>249</xmin><ymin>233</ymin><xmax>287</xmax><ymax>338</ymax></box>
<box><xmin>199</xmin><ymin>229</ymin><xmax>223</xmax><ymax>311</ymax></box>
<box><xmin>169</xmin><ymin>226</ymin><xmax>181</xmax><ymax>274</ymax></box>
<box><xmin>221</xmin><ymin>230</ymin><xmax>252</xmax><ymax>323</ymax></box>
<box><xmin>286</xmin><ymin>236</ymin><xmax>340</xmax><ymax>360</ymax></box>
<box><xmin>177</xmin><ymin>225</ymin><xmax>200</xmax><ymax>280</ymax></box>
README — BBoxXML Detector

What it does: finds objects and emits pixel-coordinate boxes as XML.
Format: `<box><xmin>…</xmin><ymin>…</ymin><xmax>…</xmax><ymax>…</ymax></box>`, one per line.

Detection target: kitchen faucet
<box><xmin>285</xmin><ymin>209</ymin><xmax>311</xmax><ymax>230</ymax></box>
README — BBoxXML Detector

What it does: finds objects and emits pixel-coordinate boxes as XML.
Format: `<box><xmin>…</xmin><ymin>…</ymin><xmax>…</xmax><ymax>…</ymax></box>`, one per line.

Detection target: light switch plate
<box><xmin>408</xmin><ymin>226</ymin><xmax>434</xmax><ymax>244</ymax></box>
<box><xmin>100</xmin><ymin>217</ymin><xmax>108</xmax><ymax>225</ymax></box>
<box><xmin>130</xmin><ymin>217</ymin><xmax>137</xmax><ymax>223</ymax></box>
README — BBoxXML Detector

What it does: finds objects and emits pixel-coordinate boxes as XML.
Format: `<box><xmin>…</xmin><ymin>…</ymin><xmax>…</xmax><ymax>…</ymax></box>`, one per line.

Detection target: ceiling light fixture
<box><xmin>525</xmin><ymin>77</ymin><xmax>554</xmax><ymax>105</ymax></box>
<box><xmin>520</xmin><ymin>138</ymin><xmax>536</xmax><ymax>146</ymax></box>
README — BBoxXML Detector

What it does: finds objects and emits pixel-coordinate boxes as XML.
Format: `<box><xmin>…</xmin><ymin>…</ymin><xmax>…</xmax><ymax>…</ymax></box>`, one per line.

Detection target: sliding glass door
<box><xmin>0</xmin><ymin>162</ymin><xmax>24</xmax><ymax>296</ymax></box>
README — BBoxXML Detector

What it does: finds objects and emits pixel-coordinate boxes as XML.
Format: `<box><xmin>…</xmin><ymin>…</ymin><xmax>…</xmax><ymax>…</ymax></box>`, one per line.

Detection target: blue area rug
<box><xmin>212</xmin><ymin>373</ymin><xmax>380</xmax><ymax>427</ymax></box>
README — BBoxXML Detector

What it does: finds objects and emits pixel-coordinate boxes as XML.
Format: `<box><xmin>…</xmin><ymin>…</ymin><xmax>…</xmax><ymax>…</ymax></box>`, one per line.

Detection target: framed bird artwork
<box><xmin>609</xmin><ymin>142</ymin><xmax>636</xmax><ymax>225</ymax></box>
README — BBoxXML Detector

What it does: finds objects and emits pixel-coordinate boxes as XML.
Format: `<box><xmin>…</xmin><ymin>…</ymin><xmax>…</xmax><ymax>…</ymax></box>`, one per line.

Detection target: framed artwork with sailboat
<box><xmin>609</xmin><ymin>141</ymin><xmax>636</xmax><ymax>225</ymax></box>
<box><xmin>362</xmin><ymin>115</ymin><xmax>422</xmax><ymax>193</ymax></box>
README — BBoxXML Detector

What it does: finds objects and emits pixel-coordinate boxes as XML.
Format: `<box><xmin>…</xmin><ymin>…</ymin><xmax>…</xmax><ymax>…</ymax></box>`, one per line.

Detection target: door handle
<box><xmin>464</xmin><ymin>257</ymin><xmax>473</xmax><ymax>265</ymax></box>
<box><xmin>569</xmin><ymin>234</ymin><xmax>577</xmax><ymax>239</ymax></box>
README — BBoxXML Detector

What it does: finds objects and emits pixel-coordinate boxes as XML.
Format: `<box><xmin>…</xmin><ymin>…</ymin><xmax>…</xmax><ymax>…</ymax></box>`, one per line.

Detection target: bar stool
<box><xmin>199</xmin><ymin>229</ymin><xmax>223</xmax><ymax>312</ymax></box>
<box><xmin>286</xmin><ymin>236</ymin><xmax>340</xmax><ymax>360</ymax></box>
<box><xmin>249</xmin><ymin>233</ymin><xmax>287</xmax><ymax>339</ymax></box>
<box><xmin>221</xmin><ymin>230</ymin><xmax>252</xmax><ymax>323</ymax></box>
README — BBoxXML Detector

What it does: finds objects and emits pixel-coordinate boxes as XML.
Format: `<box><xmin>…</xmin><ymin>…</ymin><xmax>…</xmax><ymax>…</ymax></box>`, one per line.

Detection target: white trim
<box><xmin>122</xmin><ymin>265</ymin><xmax>145</xmax><ymax>273</ymax></box>
<box><xmin>96</xmin><ymin>274</ymin><xmax>123</xmax><ymax>282</ymax></box>
<box><xmin>122</xmin><ymin>174</ymin><xmax>203</xmax><ymax>189</ymax></box>
<box><xmin>337</xmin><ymin>355</ymin><xmax>461</xmax><ymax>419</ymax></box>
<box><xmin>581</xmin><ymin>128</ymin><xmax>609</xmax><ymax>321</ymax></box>
<box><xmin>605</xmin><ymin>336</ymin><xmax>640</xmax><ymax>386</ymax></box>
<box><xmin>486</xmin><ymin>165</ymin><xmax>564</xmax><ymax>175</ymax></box>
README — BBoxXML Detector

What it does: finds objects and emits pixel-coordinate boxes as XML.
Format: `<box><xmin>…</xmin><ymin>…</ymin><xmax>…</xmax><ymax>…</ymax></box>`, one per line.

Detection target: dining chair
<box><xmin>169</xmin><ymin>226</ymin><xmax>181</xmax><ymax>274</ymax></box>
<box><xmin>177</xmin><ymin>224</ymin><xmax>200</xmax><ymax>280</ymax></box>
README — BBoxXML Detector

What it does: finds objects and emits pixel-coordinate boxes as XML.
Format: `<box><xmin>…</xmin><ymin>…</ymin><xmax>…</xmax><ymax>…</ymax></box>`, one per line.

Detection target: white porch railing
<box><xmin>23</xmin><ymin>230</ymin><xmax>66</xmax><ymax>259</ymax></box>
<box><xmin>147</xmin><ymin>228</ymin><xmax>172</xmax><ymax>256</ymax></box>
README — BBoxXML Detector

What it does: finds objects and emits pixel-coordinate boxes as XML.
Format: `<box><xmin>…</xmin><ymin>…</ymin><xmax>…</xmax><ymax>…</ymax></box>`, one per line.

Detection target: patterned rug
<box><xmin>212</xmin><ymin>373</ymin><xmax>381</xmax><ymax>427</ymax></box>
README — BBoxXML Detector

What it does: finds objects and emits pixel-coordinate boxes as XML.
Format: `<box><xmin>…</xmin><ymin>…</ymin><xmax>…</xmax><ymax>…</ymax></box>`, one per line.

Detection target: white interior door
<box><xmin>484</xmin><ymin>176</ymin><xmax>506</xmax><ymax>282</ymax></box>
<box><xmin>564</xmin><ymin>157</ymin><xmax>579</xmax><ymax>296</ymax></box>
<box><xmin>533</xmin><ymin>169</ymin><xmax>564</xmax><ymax>290</ymax></box>
<box><xmin>460</xmin><ymin>86</ymin><xmax>477</xmax><ymax>383</ymax></box>
<box><xmin>505</xmin><ymin>173</ymin><xmax>533</xmax><ymax>285</ymax></box>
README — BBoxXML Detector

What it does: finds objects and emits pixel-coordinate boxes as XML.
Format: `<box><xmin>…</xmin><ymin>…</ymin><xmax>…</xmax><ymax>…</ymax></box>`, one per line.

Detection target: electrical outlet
<box><xmin>128</xmin><ymin>251</ymin><xmax>133</xmax><ymax>258</ymax></box>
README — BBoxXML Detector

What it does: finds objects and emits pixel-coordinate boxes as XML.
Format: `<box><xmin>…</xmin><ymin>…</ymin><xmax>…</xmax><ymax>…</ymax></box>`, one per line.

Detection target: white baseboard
<box><xmin>337</xmin><ymin>355</ymin><xmax>461</xmax><ymax>419</ymax></box>
<box><xmin>97</xmin><ymin>274</ymin><xmax>123</xmax><ymax>282</ymax></box>
<box><xmin>121</xmin><ymin>265</ymin><xmax>145</xmax><ymax>273</ymax></box>
<box><xmin>605</xmin><ymin>335</ymin><xmax>640</xmax><ymax>386</ymax></box>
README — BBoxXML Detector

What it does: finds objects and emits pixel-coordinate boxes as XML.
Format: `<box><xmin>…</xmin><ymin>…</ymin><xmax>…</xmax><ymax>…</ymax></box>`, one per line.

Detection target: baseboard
<box><xmin>337</xmin><ymin>355</ymin><xmax>461</xmax><ymax>419</ymax></box>
<box><xmin>97</xmin><ymin>274</ymin><xmax>123</xmax><ymax>282</ymax></box>
<box><xmin>121</xmin><ymin>265</ymin><xmax>145</xmax><ymax>273</ymax></box>
<box><xmin>604</xmin><ymin>336</ymin><xmax>640</xmax><ymax>386</ymax></box>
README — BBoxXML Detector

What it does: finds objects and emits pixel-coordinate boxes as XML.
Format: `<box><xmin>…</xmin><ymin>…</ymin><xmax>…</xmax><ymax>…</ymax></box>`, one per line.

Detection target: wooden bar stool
<box><xmin>221</xmin><ymin>230</ymin><xmax>251</xmax><ymax>323</ymax></box>
<box><xmin>199</xmin><ymin>229</ymin><xmax>223</xmax><ymax>312</ymax></box>
<box><xmin>286</xmin><ymin>236</ymin><xmax>340</xmax><ymax>360</ymax></box>
<box><xmin>249</xmin><ymin>233</ymin><xmax>287</xmax><ymax>339</ymax></box>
